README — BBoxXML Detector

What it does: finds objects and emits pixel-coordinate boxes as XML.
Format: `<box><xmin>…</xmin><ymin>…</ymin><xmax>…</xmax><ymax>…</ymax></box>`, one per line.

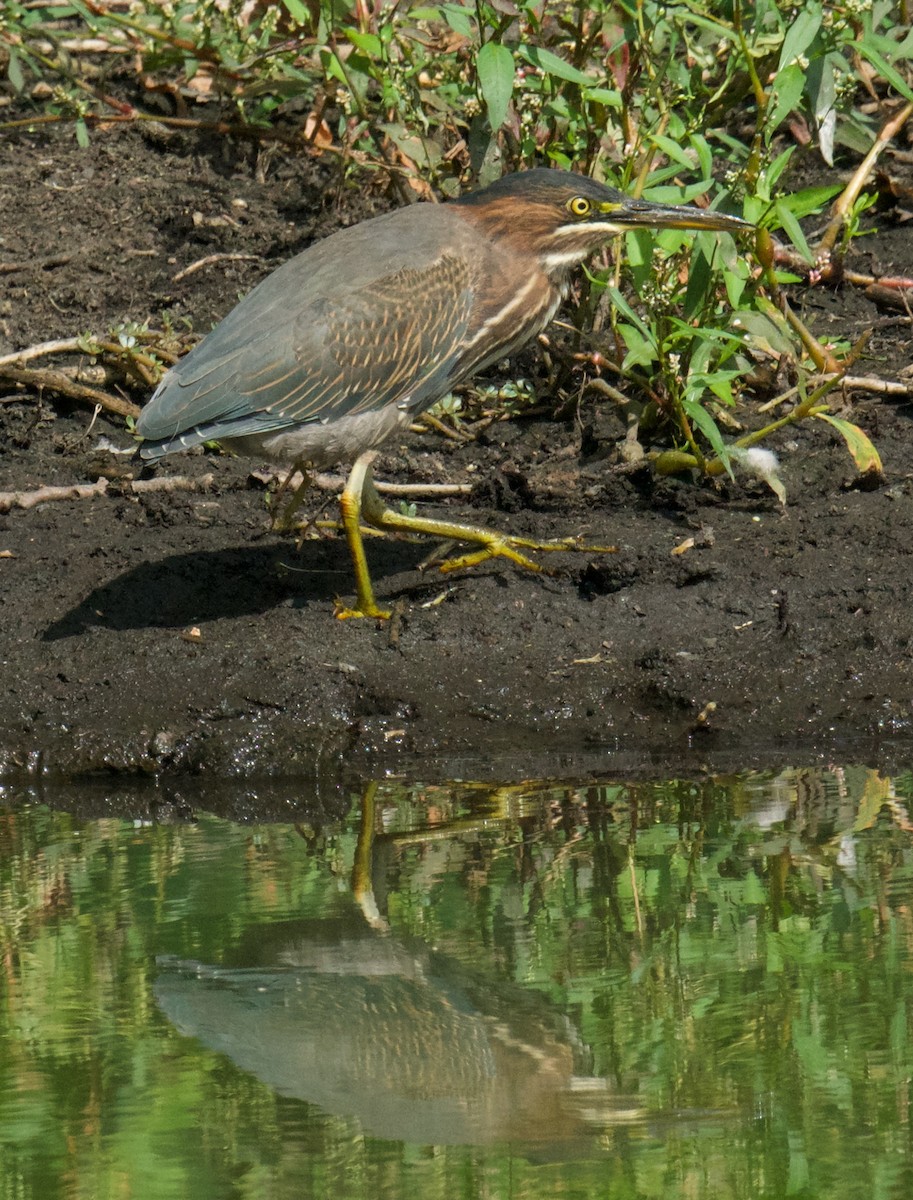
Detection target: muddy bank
<box><xmin>3</xmin><ymin>121</ymin><xmax>913</xmax><ymax>790</ymax></box>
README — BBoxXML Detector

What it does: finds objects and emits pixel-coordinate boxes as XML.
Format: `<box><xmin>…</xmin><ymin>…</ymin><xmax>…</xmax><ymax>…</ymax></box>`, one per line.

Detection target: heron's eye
<box><xmin>567</xmin><ymin>196</ymin><xmax>592</xmax><ymax>218</ymax></box>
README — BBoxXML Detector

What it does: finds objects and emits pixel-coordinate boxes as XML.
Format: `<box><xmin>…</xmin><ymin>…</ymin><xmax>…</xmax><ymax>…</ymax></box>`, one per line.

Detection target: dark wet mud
<box><xmin>3</xmin><ymin>116</ymin><xmax>913</xmax><ymax>793</ymax></box>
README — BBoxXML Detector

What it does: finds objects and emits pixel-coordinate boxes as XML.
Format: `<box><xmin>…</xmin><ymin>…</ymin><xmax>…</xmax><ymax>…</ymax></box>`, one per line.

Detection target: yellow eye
<box><xmin>567</xmin><ymin>196</ymin><xmax>592</xmax><ymax>218</ymax></box>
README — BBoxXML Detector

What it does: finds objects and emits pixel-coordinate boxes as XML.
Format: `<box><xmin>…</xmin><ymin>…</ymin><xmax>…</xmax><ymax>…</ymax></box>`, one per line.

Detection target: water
<box><xmin>1</xmin><ymin>768</ymin><xmax>913</xmax><ymax>1198</ymax></box>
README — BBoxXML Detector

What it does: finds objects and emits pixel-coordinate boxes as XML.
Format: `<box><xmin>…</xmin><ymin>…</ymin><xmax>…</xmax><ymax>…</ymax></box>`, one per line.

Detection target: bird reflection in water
<box><xmin>154</xmin><ymin>784</ymin><xmax>641</xmax><ymax>1148</ymax></box>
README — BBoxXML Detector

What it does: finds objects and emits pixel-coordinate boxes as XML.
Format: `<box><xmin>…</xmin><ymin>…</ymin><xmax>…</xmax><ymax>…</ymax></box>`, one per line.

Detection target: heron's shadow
<box><xmin>42</xmin><ymin>538</ymin><xmax>432</xmax><ymax>641</ymax></box>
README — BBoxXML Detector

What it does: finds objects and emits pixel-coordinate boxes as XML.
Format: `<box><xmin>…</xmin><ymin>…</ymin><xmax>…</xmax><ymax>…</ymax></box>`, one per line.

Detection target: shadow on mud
<box><xmin>41</xmin><ymin>534</ymin><xmax>515</xmax><ymax>640</ymax></box>
<box><xmin>42</xmin><ymin>544</ymin><xmax>308</xmax><ymax>638</ymax></box>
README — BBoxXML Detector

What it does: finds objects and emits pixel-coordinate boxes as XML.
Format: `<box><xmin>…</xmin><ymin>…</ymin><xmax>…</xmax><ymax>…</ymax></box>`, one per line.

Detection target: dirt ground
<box><xmin>3</xmin><ymin>110</ymin><xmax>913</xmax><ymax>799</ymax></box>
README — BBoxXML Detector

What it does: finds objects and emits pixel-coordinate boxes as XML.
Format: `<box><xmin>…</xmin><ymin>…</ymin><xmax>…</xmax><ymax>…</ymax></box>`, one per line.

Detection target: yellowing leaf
<box><xmin>815</xmin><ymin>413</ymin><xmax>883</xmax><ymax>475</ymax></box>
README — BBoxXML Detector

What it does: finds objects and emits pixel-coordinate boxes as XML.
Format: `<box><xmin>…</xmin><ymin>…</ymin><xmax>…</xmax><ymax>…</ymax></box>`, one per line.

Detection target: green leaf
<box><xmin>805</xmin><ymin>49</ymin><xmax>838</xmax><ymax>126</ymax></box>
<box><xmin>804</xmin><ymin>49</ymin><xmax>839</xmax><ymax>163</ymax></box>
<box><xmin>776</xmin><ymin>184</ymin><xmax>842</xmax><ymax>220</ymax></box>
<box><xmin>280</xmin><ymin>0</ymin><xmax>310</xmax><ymax>22</ymax></box>
<box><xmin>815</xmin><ymin>414</ymin><xmax>883</xmax><ymax>474</ymax></box>
<box><xmin>346</xmin><ymin>30</ymin><xmax>383</xmax><ymax>57</ymax></box>
<box><xmin>675</xmin><ymin>10</ymin><xmax>738</xmax><ymax>40</ymax></box>
<box><xmin>767</xmin><ymin>62</ymin><xmax>806</xmax><ymax>133</ymax></box>
<box><xmin>7</xmin><ymin>48</ymin><xmax>25</xmax><ymax>94</ymax></box>
<box><xmin>75</xmin><ymin>118</ymin><xmax>89</xmax><ymax>148</ymax></box>
<box><xmin>381</xmin><ymin>124</ymin><xmax>442</xmax><ymax>168</ymax></box>
<box><xmin>438</xmin><ymin>2</ymin><xmax>474</xmax><ymax>37</ymax></box>
<box><xmin>707</xmin><ymin>375</ymin><xmax>737</xmax><ymax>406</ymax></box>
<box><xmin>644</xmin><ymin>181</ymin><xmax>715</xmax><ymax>204</ymax></box>
<box><xmin>649</xmin><ymin>132</ymin><xmax>698</xmax><ymax>170</ymax></box>
<box><xmin>605</xmin><ymin>286</ymin><xmax>651</xmax><ymax>337</ymax></box>
<box><xmin>774</xmin><ymin>198</ymin><xmax>814</xmax><ymax>264</ymax></box>
<box><xmin>731</xmin><ymin>308</ymin><xmax>798</xmax><ymax>357</ymax></box>
<box><xmin>723</xmin><ymin>268</ymin><xmax>747</xmax><ymax>310</ymax></box>
<box><xmin>518</xmin><ymin>44</ymin><xmax>594</xmax><ymax>86</ymax></box>
<box><xmin>476</xmin><ymin>41</ymin><xmax>514</xmax><ymax>131</ymax></box>
<box><xmin>690</xmin><ymin>134</ymin><xmax>713</xmax><ymax>180</ymax></box>
<box><xmin>683</xmin><ymin>397</ymin><xmax>728</xmax><ymax>464</ymax></box>
<box><xmin>778</xmin><ymin>5</ymin><xmax>822</xmax><ymax>71</ymax></box>
<box><xmin>757</xmin><ymin>145</ymin><xmax>795</xmax><ymax>200</ymax></box>
<box><xmin>618</xmin><ymin>325</ymin><xmax>658</xmax><ymax>371</ymax></box>
<box><xmin>866</xmin><ymin>28</ymin><xmax>913</xmax><ymax>62</ymax></box>
<box><xmin>546</xmin><ymin>147</ymin><xmax>573</xmax><ymax>169</ymax></box>
<box><xmin>581</xmin><ymin>86</ymin><xmax>623</xmax><ymax>109</ymax></box>
<box><xmin>857</xmin><ymin>43</ymin><xmax>913</xmax><ymax>105</ymax></box>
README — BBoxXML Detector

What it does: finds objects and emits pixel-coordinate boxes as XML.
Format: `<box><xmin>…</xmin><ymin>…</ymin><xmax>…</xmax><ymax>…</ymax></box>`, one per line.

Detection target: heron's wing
<box><xmin>264</xmin><ymin>250</ymin><xmax>475</xmax><ymax>423</ymax></box>
<box><xmin>137</xmin><ymin>208</ymin><xmax>479</xmax><ymax>445</ymax></box>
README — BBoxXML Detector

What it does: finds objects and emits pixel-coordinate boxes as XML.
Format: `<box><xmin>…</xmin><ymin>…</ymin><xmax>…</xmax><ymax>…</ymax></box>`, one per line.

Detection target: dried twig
<box><xmin>2</xmin><ymin>333</ymin><xmax>186</xmax><ymax>373</ymax></box>
<box><xmin>351</xmin><ymin>478</ymin><xmax>470</xmax><ymax>497</ymax></box>
<box><xmin>0</xmin><ymin>107</ymin><xmax>356</xmax><ymax>157</ymax></box>
<box><xmin>836</xmin><ymin>374</ymin><xmax>912</xmax><ymax>396</ymax></box>
<box><xmin>0</xmin><ymin>338</ymin><xmax>90</xmax><ymax>368</ymax></box>
<box><xmin>818</xmin><ymin>101</ymin><xmax>913</xmax><ymax>256</ymax></box>
<box><xmin>412</xmin><ymin>412</ymin><xmax>473</xmax><ymax>442</ymax></box>
<box><xmin>0</xmin><ymin>256</ymin><xmax>72</xmax><ymax>274</ymax></box>
<box><xmin>844</xmin><ymin>268</ymin><xmax>913</xmax><ymax>292</ymax></box>
<box><xmin>0</xmin><ymin>474</ymin><xmax>214</xmax><ymax>514</ymax></box>
<box><xmin>172</xmin><ymin>252</ymin><xmax>262</xmax><ymax>283</ymax></box>
<box><xmin>0</xmin><ymin>364</ymin><xmax>140</xmax><ymax>419</ymax></box>
<box><xmin>757</xmin><ymin>372</ymin><xmax>912</xmax><ymax>415</ymax></box>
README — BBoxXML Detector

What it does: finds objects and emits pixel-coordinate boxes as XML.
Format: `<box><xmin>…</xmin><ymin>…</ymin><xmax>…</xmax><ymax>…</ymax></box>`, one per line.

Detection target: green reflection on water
<box><xmin>1</xmin><ymin>768</ymin><xmax>913</xmax><ymax>1199</ymax></box>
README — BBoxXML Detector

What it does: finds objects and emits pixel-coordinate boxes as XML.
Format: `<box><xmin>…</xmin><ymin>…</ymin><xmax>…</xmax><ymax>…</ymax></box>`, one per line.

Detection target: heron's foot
<box><xmin>333</xmin><ymin>452</ymin><xmax>619</xmax><ymax>621</ymax></box>
<box><xmin>305</xmin><ymin>518</ymin><xmax>388</xmax><ymax>540</ymax></box>
<box><xmin>432</xmin><ymin>538</ymin><xmax>543</xmax><ymax>574</ymax></box>
<box><xmin>429</xmin><ymin>533</ymin><xmax>618</xmax><ymax>574</ymax></box>
<box><xmin>334</xmin><ymin>597</ymin><xmax>392</xmax><ymax>621</ymax></box>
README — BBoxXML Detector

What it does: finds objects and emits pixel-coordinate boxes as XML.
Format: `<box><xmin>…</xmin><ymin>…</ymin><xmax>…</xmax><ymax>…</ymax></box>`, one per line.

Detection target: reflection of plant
<box><xmin>2</xmin><ymin>768</ymin><xmax>913</xmax><ymax>1194</ymax></box>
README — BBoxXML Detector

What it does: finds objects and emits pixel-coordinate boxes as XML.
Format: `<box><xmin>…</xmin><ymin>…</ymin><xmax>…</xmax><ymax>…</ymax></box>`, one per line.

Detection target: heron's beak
<box><xmin>599</xmin><ymin>198</ymin><xmax>752</xmax><ymax>233</ymax></box>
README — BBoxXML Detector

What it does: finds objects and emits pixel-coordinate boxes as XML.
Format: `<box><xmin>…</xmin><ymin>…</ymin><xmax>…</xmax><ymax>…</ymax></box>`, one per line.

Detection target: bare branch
<box><xmin>173</xmin><ymin>253</ymin><xmax>262</xmax><ymax>283</ymax></box>
<box><xmin>0</xmin><ymin>474</ymin><xmax>214</xmax><ymax>514</ymax></box>
<box><xmin>0</xmin><ymin>364</ymin><xmax>140</xmax><ymax>419</ymax></box>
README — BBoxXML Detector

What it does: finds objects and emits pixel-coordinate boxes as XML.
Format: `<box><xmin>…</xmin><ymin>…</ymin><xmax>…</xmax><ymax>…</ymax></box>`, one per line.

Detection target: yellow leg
<box><xmin>360</xmin><ymin>462</ymin><xmax>615</xmax><ymax>569</ymax></box>
<box><xmin>333</xmin><ymin>451</ymin><xmax>616</xmax><ymax>620</ymax></box>
<box><xmin>334</xmin><ymin>453</ymin><xmax>392</xmax><ymax>620</ymax></box>
<box><xmin>269</xmin><ymin>463</ymin><xmax>312</xmax><ymax>531</ymax></box>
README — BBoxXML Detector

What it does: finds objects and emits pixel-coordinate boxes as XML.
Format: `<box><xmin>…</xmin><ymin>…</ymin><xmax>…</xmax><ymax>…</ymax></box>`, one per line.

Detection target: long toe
<box><xmin>434</xmin><ymin>539</ymin><xmax>543</xmax><ymax>574</ymax></box>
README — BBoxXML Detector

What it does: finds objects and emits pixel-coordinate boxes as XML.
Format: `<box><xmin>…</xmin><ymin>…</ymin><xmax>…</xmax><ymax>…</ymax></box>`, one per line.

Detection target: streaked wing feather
<box><xmin>274</xmin><ymin>252</ymin><xmax>475</xmax><ymax>422</ymax></box>
<box><xmin>137</xmin><ymin>206</ymin><xmax>480</xmax><ymax>445</ymax></box>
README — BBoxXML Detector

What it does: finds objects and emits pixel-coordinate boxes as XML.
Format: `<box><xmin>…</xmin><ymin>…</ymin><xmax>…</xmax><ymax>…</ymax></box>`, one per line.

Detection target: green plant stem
<box><xmin>668</xmin><ymin>387</ymin><xmax>705</xmax><ymax>469</ymax></box>
<box><xmin>732</xmin><ymin>0</ymin><xmax>767</xmax><ymax>189</ymax></box>
<box><xmin>818</xmin><ymin>100</ymin><xmax>913</xmax><ymax>257</ymax></box>
<box><xmin>654</xmin><ymin>378</ymin><xmax>841</xmax><ymax>477</ymax></box>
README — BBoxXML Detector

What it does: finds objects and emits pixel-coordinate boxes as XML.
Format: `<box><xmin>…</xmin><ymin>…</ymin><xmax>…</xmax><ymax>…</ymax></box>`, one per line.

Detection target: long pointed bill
<box><xmin>599</xmin><ymin>198</ymin><xmax>752</xmax><ymax>233</ymax></box>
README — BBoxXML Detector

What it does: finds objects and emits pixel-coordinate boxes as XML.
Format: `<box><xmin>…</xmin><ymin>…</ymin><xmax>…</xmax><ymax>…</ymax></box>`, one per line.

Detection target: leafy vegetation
<box><xmin>2</xmin><ymin>1</ymin><xmax>911</xmax><ymax>490</ymax></box>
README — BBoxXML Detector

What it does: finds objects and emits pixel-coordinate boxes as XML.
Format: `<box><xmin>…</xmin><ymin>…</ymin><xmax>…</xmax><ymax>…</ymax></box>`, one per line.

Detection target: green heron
<box><xmin>137</xmin><ymin>169</ymin><xmax>749</xmax><ymax>618</ymax></box>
